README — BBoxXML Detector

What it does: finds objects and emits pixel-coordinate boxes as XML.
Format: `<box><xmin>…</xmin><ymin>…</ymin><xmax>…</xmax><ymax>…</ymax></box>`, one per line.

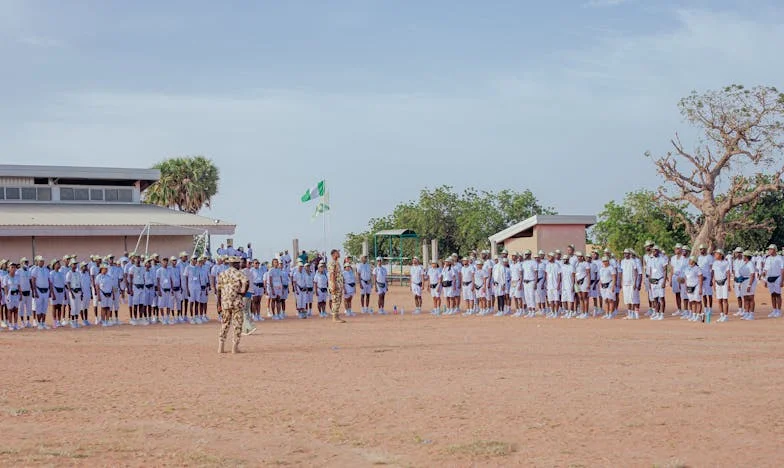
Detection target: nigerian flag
<box><xmin>312</xmin><ymin>192</ymin><xmax>330</xmax><ymax>220</ymax></box>
<box><xmin>301</xmin><ymin>180</ymin><xmax>326</xmax><ymax>203</ymax></box>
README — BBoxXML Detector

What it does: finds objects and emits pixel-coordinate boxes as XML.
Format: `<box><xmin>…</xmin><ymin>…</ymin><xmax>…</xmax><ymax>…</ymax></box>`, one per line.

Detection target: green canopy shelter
<box><xmin>373</xmin><ymin>229</ymin><xmax>419</xmax><ymax>285</ymax></box>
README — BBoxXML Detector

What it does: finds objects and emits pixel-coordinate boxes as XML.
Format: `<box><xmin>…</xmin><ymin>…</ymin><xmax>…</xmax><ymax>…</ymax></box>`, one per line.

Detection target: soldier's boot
<box><xmin>231</xmin><ymin>341</ymin><xmax>241</xmax><ymax>354</ymax></box>
<box><xmin>218</xmin><ymin>340</ymin><xmax>225</xmax><ymax>354</ymax></box>
<box><xmin>332</xmin><ymin>315</ymin><xmax>346</xmax><ymax>323</ymax></box>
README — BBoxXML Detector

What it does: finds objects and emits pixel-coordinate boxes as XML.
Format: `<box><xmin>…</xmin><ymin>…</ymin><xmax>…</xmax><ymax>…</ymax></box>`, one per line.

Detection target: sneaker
<box><xmin>70</xmin><ymin>321</ymin><xmax>79</xmax><ymax>328</ymax></box>
<box><xmin>768</xmin><ymin>311</ymin><xmax>776</xmax><ymax>318</ymax></box>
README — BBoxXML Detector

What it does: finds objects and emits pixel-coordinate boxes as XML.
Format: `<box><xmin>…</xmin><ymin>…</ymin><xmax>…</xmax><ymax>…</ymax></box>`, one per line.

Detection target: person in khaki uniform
<box><xmin>217</xmin><ymin>256</ymin><xmax>249</xmax><ymax>354</ymax></box>
<box><xmin>328</xmin><ymin>249</ymin><xmax>346</xmax><ymax>323</ymax></box>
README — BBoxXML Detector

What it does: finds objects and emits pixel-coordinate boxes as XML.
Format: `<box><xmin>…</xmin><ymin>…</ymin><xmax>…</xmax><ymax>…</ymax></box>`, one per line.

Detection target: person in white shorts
<box><xmin>473</xmin><ymin>259</ymin><xmax>489</xmax><ymax>315</ymax></box>
<box><xmin>460</xmin><ymin>257</ymin><xmax>476</xmax><ymax>315</ymax></box>
<box><xmin>2</xmin><ymin>262</ymin><xmax>22</xmax><ymax>331</ymax></box>
<box><xmin>711</xmin><ymin>249</ymin><xmax>731</xmax><ymax>322</ymax></box>
<box><xmin>342</xmin><ymin>260</ymin><xmax>357</xmax><ymax>316</ymax></box>
<box><xmin>739</xmin><ymin>251</ymin><xmax>757</xmax><ymax>320</ymax></box>
<box><xmin>544</xmin><ymin>252</ymin><xmax>561</xmax><ymax>317</ymax></box>
<box><xmin>357</xmin><ymin>255</ymin><xmax>373</xmax><ymax>313</ymax></box>
<box><xmin>536</xmin><ymin>252</ymin><xmax>547</xmax><ymax>313</ymax></box>
<box><xmin>292</xmin><ymin>260</ymin><xmax>310</xmax><ymax>318</ymax></box>
<box><xmin>441</xmin><ymin>258</ymin><xmax>458</xmax><ymax>315</ymax></box>
<box><xmin>372</xmin><ymin>257</ymin><xmax>388</xmax><ymax>315</ymax></box>
<box><xmin>682</xmin><ymin>256</ymin><xmax>704</xmax><ymax>321</ymax></box>
<box><xmin>588</xmin><ymin>251</ymin><xmax>601</xmax><ymax>314</ymax></box>
<box><xmin>64</xmin><ymin>260</ymin><xmax>83</xmax><ymax>328</ymax></box>
<box><xmin>598</xmin><ymin>256</ymin><xmax>616</xmax><ymax>318</ymax></box>
<box><xmin>646</xmin><ymin>246</ymin><xmax>667</xmax><ymax>321</ymax></box>
<box><xmin>508</xmin><ymin>253</ymin><xmax>523</xmax><ymax>317</ymax></box>
<box><xmin>426</xmin><ymin>260</ymin><xmax>442</xmax><ymax>314</ymax></box>
<box><xmin>156</xmin><ymin>256</ymin><xmax>174</xmax><ymax>324</ymax></box>
<box><xmin>669</xmin><ymin>245</ymin><xmax>687</xmax><ymax>317</ymax></box>
<box><xmin>620</xmin><ymin>249</ymin><xmax>640</xmax><ymax>319</ymax></box>
<box><xmin>763</xmin><ymin>244</ymin><xmax>783</xmax><ymax>318</ymax></box>
<box><xmin>492</xmin><ymin>256</ymin><xmax>509</xmax><ymax>316</ymax></box>
<box><xmin>559</xmin><ymin>257</ymin><xmax>575</xmax><ymax>318</ymax></box>
<box><xmin>730</xmin><ymin>247</ymin><xmax>745</xmax><ymax>317</ymax></box>
<box><xmin>410</xmin><ymin>257</ymin><xmax>424</xmax><ymax>314</ymax></box>
<box><xmin>314</xmin><ymin>262</ymin><xmax>329</xmax><ymax>318</ymax></box>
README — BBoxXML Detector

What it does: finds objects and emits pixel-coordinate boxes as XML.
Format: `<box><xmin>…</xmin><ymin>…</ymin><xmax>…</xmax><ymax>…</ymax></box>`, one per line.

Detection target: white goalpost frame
<box><xmin>133</xmin><ymin>222</ymin><xmax>212</xmax><ymax>258</ymax></box>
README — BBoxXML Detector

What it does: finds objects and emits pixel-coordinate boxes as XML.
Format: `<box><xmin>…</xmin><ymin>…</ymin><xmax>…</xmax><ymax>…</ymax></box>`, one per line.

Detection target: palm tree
<box><xmin>144</xmin><ymin>156</ymin><xmax>220</xmax><ymax>213</ymax></box>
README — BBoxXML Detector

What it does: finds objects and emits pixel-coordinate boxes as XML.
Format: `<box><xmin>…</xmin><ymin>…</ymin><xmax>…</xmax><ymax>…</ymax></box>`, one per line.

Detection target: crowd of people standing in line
<box><xmin>2</xmin><ymin>241</ymin><xmax>782</xmax><ymax>332</ymax></box>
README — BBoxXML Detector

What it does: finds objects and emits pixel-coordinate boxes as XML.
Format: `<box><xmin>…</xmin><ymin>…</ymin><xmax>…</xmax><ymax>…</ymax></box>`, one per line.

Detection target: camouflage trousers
<box><xmin>219</xmin><ymin>307</ymin><xmax>243</xmax><ymax>344</ymax></box>
<box><xmin>330</xmin><ymin>293</ymin><xmax>342</xmax><ymax>319</ymax></box>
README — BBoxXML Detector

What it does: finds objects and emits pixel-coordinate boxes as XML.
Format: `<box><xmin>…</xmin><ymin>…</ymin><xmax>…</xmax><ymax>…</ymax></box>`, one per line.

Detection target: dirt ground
<box><xmin>1</xmin><ymin>285</ymin><xmax>783</xmax><ymax>467</ymax></box>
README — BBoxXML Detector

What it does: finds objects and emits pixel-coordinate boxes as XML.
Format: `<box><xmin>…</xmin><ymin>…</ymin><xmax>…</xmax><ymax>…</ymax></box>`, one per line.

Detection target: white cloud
<box><xmin>583</xmin><ymin>0</ymin><xmax>632</xmax><ymax>8</ymax></box>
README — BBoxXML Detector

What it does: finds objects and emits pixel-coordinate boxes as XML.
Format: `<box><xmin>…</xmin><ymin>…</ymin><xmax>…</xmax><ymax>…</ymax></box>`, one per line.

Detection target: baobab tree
<box><xmin>649</xmin><ymin>85</ymin><xmax>784</xmax><ymax>249</ymax></box>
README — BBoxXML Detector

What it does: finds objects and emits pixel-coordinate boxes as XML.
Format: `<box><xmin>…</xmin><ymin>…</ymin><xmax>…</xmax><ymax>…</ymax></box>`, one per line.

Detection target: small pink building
<box><xmin>0</xmin><ymin>164</ymin><xmax>235</xmax><ymax>261</ymax></box>
<box><xmin>488</xmin><ymin>215</ymin><xmax>596</xmax><ymax>257</ymax></box>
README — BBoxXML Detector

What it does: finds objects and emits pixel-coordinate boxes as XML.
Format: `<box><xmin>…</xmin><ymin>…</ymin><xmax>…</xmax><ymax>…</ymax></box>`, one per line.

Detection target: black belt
<box><xmin>430</xmin><ymin>284</ymin><xmax>439</xmax><ymax>288</ymax></box>
<box><xmin>377</xmin><ymin>283</ymin><xmax>386</xmax><ymax>288</ymax></box>
<box><xmin>319</xmin><ymin>287</ymin><xmax>328</xmax><ymax>293</ymax></box>
<box><xmin>162</xmin><ymin>288</ymin><xmax>171</xmax><ymax>292</ymax></box>
<box><xmin>37</xmin><ymin>287</ymin><xmax>48</xmax><ymax>293</ymax></box>
<box><xmin>9</xmin><ymin>290</ymin><xmax>19</xmax><ymax>295</ymax></box>
<box><xmin>102</xmin><ymin>291</ymin><xmax>112</xmax><ymax>297</ymax></box>
<box><xmin>254</xmin><ymin>282</ymin><xmax>263</xmax><ymax>287</ymax></box>
<box><xmin>414</xmin><ymin>282</ymin><xmax>422</xmax><ymax>287</ymax></box>
<box><xmin>347</xmin><ymin>283</ymin><xmax>355</xmax><ymax>287</ymax></box>
<box><xmin>72</xmin><ymin>288</ymin><xmax>82</xmax><ymax>293</ymax></box>
<box><xmin>442</xmin><ymin>281</ymin><xmax>453</xmax><ymax>287</ymax></box>
<box><xmin>22</xmin><ymin>291</ymin><xmax>30</xmax><ymax>296</ymax></box>
<box><xmin>200</xmin><ymin>286</ymin><xmax>207</xmax><ymax>290</ymax></box>
<box><xmin>145</xmin><ymin>285</ymin><xmax>154</xmax><ymax>289</ymax></box>
<box><xmin>463</xmin><ymin>281</ymin><xmax>472</xmax><ymax>286</ymax></box>
<box><xmin>735</xmin><ymin>277</ymin><xmax>748</xmax><ymax>284</ymax></box>
<box><xmin>767</xmin><ymin>276</ymin><xmax>780</xmax><ymax>283</ymax></box>
<box><xmin>715</xmin><ymin>279</ymin><xmax>727</xmax><ymax>286</ymax></box>
<box><xmin>601</xmin><ymin>282</ymin><xmax>611</xmax><ymax>289</ymax></box>
<box><xmin>523</xmin><ymin>279</ymin><xmax>534</xmax><ymax>283</ymax></box>
<box><xmin>55</xmin><ymin>287</ymin><xmax>64</xmax><ymax>293</ymax></box>
<box><xmin>134</xmin><ymin>284</ymin><xmax>144</xmax><ymax>288</ymax></box>
<box><xmin>173</xmin><ymin>286</ymin><xmax>181</xmax><ymax>291</ymax></box>
<box><xmin>649</xmin><ymin>278</ymin><xmax>661</xmax><ymax>285</ymax></box>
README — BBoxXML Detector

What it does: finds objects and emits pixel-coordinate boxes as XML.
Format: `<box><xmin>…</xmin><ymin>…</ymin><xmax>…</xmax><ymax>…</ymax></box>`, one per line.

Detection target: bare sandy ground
<box><xmin>1</xmin><ymin>286</ymin><xmax>783</xmax><ymax>467</ymax></box>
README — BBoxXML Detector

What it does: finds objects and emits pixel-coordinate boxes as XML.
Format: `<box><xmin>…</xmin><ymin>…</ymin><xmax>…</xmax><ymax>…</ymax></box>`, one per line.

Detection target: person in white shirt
<box><xmin>646</xmin><ymin>246</ymin><xmax>668</xmax><ymax>321</ymax></box>
<box><xmin>409</xmin><ymin>257</ymin><xmax>424</xmax><ymax>314</ymax></box>
<box><xmin>314</xmin><ymin>262</ymin><xmax>329</xmax><ymax>318</ymax></box>
<box><xmin>711</xmin><ymin>249</ymin><xmax>731</xmax><ymax>322</ymax></box>
<box><xmin>491</xmin><ymin>257</ymin><xmax>509</xmax><ymax>316</ymax></box>
<box><xmin>598</xmin><ymin>256</ymin><xmax>616</xmax><ymax>319</ymax></box>
<box><xmin>372</xmin><ymin>257</ymin><xmax>388</xmax><ymax>315</ymax></box>
<box><xmin>682</xmin><ymin>256</ymin><xmax>704</xmax><ymax>321</ymax></box>
<box><xmin>2</xmin><ymin>262</ymin><xmax>21</xmax><ymax>331</ymax></box>
<box><xmin>730</xmin><ymin>247</ymin><xmax>746</xmax><ymax>316</ymax></box>
<box><xmin>266</xmin><ymin>259</ymin><xmax>284</xmax><ymax>320</ymax></box>
<box><xmin>669</xmin><ymin>245</ymin><xmax>688</xmax><ymax>317</ymax></box>
<box><xmin>559</xmin><ymin>258</ymin><xmax>576</xmax><ymax>318</ymax></box>
<box><xmin>763</xmin><ymin>244</ymin><xmax>784</xmax><ymax>318</ymax></box>
<box><xmin>696</xmin><ymin>244</ymin><xmax>714</xmax><ymax>315</ymax></box>
<box><xmin>342</xmin><ymin>261</ymin><xmax>357</xmax><ymax>316</ymax></box>
<box><xmin>508</xmin><ymin>253</ymin><xmax>523</xmax><ymax>317</ymax></box>
<box><xmin>156</xmin><ymin>256</ymin><xmax>174</xmax><ymax>324</ymax></box>
<box><xmin>95</xmin><ymin>264</ymin><xmax>117</xmax><ymax>326</ymax></box>
<box><xmin>292</xmin><ymin>261</ymin><xmax>310</xmax><ymax>318</ymax></box>
<box><xmin>543</xmin><ymin>253</ymin><xmax>561</xmax><ymax>318</ymax></box>
<box><xmin>49</xmin><ymin>259</ymin><xmax>66</xmax><ymax>328</ymax></box>
<box><xmin>739</xmin><ymin>251</ymin><xmax>758</xmax><ymax>320</ymax></box>
<box><xmin>473</xmin><ymin>259</ymin><xmax>489</xmax><ymax>315</ymax></box>
<box><xmin>520</xmin><ymin>251</ymin><xmax>538</xmax><ymax>318</ymax></box>
<box><xmin>426</xmin><ymin>260</ymin><xmax>442</xmax><ymax>314</ymax></box>
<box><xmin>620</xmin><ymin>249</ymin><xmax>640</xmax><ymax>320</ymax></box>
<box><xmin>460</xmin><ymin>257</ymin><xmax>476</xmax><ymax>315</ymax></box>
<box><xmin>357</xmin><ymin>255</ymin><xmax>373</xmax><ymax>314</ymax></box>
<box><xmin>441</xmin><ymin>258</ymin><xmax>458</xmax><ymax>315</ymax></box>
<box><xmin>572</xmin><ymin>251</ymin><xmax>591</xmax><ymax>319</ymax></box>
<box><xmin>642</xmin><ymin>240</ymin><xmax>655</xmax><ymax>314</ymax></box>
<box><xmin>31</xmin><ymin>256</ymin><xmax>51</xmax><ymax>329</ymax></box>
<box><xmin>64</xmin><ymin>260</ymin><xmax>83</xmax><ymax>328</ymax></box>
<box><xmin>536</xmin><ymin>252</ymin><xmax>547</xmax><ymax>314</ymax></box>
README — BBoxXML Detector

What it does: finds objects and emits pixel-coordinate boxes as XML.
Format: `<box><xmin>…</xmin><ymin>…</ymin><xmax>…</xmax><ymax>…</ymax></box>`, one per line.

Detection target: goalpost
<box><xmin>133</xmin><ymin>222</ymin><xmax>211</xmax><ymax>258</ymax></box>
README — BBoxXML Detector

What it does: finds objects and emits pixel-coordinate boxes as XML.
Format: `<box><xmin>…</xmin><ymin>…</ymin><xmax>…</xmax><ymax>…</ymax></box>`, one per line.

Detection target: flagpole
<box><xmin>323</xmin><ymin>178</ymin><xmax>328</xmax><ymax>256</ymax></box>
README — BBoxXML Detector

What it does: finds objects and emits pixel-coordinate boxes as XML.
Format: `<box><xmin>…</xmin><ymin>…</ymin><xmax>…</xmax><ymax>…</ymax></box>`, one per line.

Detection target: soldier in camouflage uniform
<box><xmin>328</xmin><ymin>249</ymin><xmax>346</xmax><ymax>323</ymax></box>
<box><xmin>217</xmin><ymin>256</ymin><xmax>249</xmax><ymax>353</ymax></box>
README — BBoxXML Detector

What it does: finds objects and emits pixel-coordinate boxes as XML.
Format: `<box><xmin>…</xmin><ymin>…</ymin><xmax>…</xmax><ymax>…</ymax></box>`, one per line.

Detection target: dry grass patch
<box><xmin>445</xmin><ymin>440</ymin><xmax>517</xmax><ymax>458</ymax></box>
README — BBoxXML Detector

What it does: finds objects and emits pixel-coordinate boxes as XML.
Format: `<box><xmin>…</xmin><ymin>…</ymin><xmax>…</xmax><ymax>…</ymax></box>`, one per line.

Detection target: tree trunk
<box><xmin>692</xmin><ymin>217</ymin><xmax>717</xmax><ymax>252</ymax></box>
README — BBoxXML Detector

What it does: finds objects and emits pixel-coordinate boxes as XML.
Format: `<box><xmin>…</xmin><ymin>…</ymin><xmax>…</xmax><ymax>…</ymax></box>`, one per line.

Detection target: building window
<box><xmin>5</xmin><ymin>187</ymin><xmax>20</xmax><ymax>200</ymax></box>
<box><xmin>105</xmin><ymin>188</ymin><xmax>118</xmax><ymax>201</ymax></box>
<box><xmin>0</xmin><ymin>187</ymin><xmax>4</xmax><ymax>200</ymax></box>
<box><xmin>118</xmin><ymin>188</ymin><xmax>133</xmax><ymax>202</ymax></box>
<box><xmin>90</xmin><ymin>189</ymin><xmax>103</xmax><ymax>201</ymax></box>
<box><xmin>37</xmin><ymin>188</ymin><xmax>52</xmax><ymax>201</ymax></box>
<box><xmin>74</xmin><ymin>188</ymin><xmax>89</xmax><ymax>201</ymax></box>
<box><xmin>21</xmin><ymin>187</ymin><xmax>37</xmax><ymax>200</ymax></box>
<box><xmin>60</xmin><ymin>187</ymin><xmax>74</xmax><ymax>200</ymax></box>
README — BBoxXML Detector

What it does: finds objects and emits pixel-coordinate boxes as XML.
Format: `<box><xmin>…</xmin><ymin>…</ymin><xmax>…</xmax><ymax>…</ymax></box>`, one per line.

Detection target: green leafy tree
<box><xmin>144</xmin><ymin>156</ymin><xmax>220</xmax><ymax>213</ymax></box>
<box><xmin>592</xmin><ymin>190</ymin><xmax>690</xmax><ymax>256</ymax></box>
<box><xmin>344</xmin><ymin>186</ymin><xmax>553</xmax><ymax>260</ymax></box>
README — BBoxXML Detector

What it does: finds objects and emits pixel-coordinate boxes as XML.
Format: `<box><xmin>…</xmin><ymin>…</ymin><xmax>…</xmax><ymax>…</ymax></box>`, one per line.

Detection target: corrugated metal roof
<box><xmin>0</xmin><ymin>164</ymin><xmax>160</xmax><ymax>181</ymax></box>
<box><xmin>488</xmin><ymin>215</ymin><xmax>596</xmax><ymax>243</ymax></box>
<box><xmin>0</xmin><ymin>203</ymin><xmax>235</xmax><ymax>236</ymax></box>
<box><xmin>375</xmin><ymin>229</ymin><xmax>418</xmax><ymax>237</ymax></box>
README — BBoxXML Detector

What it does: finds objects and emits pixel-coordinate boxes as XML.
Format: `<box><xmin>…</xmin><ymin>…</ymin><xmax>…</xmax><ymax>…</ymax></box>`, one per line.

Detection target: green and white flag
<box><xmin>312</xmin><ymin>192</ymin><xmax>330</xmax><ymax>220</ymax></box>
<box><xmin>301</xmin><ymin>180</ymin><xmax>326</xmax><ymax>203</ymax></box>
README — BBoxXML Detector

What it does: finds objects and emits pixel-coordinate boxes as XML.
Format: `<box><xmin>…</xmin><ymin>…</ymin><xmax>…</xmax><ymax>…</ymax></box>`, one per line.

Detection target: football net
<box><xmin>133</xmin><ymin>223</ymin><xmax>210</xmax><ymax>258</ymax></box>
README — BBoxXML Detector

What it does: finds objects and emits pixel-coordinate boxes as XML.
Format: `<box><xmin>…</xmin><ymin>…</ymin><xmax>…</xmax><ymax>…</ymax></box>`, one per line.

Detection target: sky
<box><xmin>1</xmin><ymin>0</ymin><xmax>783</xmax><ymax>259</ymax></box>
